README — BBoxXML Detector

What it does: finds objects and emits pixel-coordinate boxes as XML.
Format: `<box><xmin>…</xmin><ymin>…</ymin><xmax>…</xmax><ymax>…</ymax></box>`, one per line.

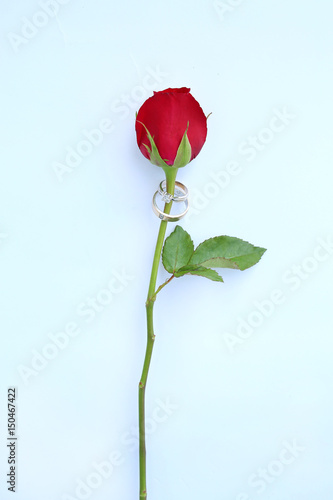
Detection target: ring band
<box><xmin>158</xmin><ymin>180</ymin><xmax>189</xmax><ymax>203</ymax></box>
<box><xmin>152</xmin><ymin>180</ymin><xmax>189</xmax><ymax>222</ymax></box>
<box><xmin>152</xmin><ymin>192</ymin><xmax>189</xmax><ymax>221</ymax></box>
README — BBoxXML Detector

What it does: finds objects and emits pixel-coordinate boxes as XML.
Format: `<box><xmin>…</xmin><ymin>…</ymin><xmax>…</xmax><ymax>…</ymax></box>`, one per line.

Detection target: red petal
<box><xmin>135</xmin><ymin>88</ymin><xmax>207</xmax><ymax>166</ymax></box>
<box><xmin>153</xmin><ymin>87</ymin><xmax>190</xmax><ymax>96</ymax></box>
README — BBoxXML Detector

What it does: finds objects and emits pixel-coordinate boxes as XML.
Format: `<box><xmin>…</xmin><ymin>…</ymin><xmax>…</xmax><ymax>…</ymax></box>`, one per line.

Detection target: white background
<box><xmin>1</xmin><ymin>1</ymin><xmax>333</xmax><ymax>499</ymax></box>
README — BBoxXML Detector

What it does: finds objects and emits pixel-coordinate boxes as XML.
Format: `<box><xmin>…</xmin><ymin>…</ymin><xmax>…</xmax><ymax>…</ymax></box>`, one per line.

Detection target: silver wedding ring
<box><xmin>152</xmin><ymin>181</ymin><xmax>189</xmax><ymax>222</ymax></box>
<box><xmin>158</xmin><ymin>180</ymin><xmax>189</xmax><ymax>203</ymax></box>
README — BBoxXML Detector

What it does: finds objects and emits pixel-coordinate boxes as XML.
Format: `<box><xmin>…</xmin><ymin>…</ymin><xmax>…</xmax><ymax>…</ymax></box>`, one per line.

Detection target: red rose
<box><xmin>135</xmin><ymin>87</ymin><xmax>207</xmax><ymax>169</ymax></box>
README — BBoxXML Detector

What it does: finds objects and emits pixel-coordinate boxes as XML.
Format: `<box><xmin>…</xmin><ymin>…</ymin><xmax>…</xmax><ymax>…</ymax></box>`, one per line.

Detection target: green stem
<box><xmin>138</xmin><ymin>167</ymin><xmax>178</xmax><ymax>499</ymax></box>
<box><xmin>153</xmin><ymin>274</ymin><xmax>175</xmax><ymax>298</ymax></box>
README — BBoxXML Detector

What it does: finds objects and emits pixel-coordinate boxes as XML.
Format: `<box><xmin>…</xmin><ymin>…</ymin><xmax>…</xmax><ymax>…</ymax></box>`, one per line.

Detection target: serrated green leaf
<box><xmin>189</xmin><ymin>236</ymin><xmax>266</xmax><ymax>271</ymax></box>
<box><xmin>174</xmin><ymin>265</ymin><xmax>223</xmax><ymax>282</ymax></box>
<box><xmin>162</xmin><ymin>226</ymin><xmax>194</xmax><ymax>274</ymax></box>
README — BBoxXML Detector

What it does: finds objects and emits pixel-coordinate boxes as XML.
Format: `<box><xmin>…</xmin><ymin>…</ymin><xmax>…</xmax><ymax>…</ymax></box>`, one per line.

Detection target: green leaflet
<box><xmin>162</xmin><ymin>226</ymin><xmax>194</xmax><ymax>273</ymax></box>
<box><xmin>189</xmin><ymin>236</ymin><xmax>266</xmax><ymax>270</ymax></box>
<box><xmin>162</xmin><ymin>226</ymin><xmax>266</xmax><ymax>282</ymax></box>
<box><xmin>174</xmin><ymin>265</ymin><xmax>223</xmax><ymax>282</ymax></box>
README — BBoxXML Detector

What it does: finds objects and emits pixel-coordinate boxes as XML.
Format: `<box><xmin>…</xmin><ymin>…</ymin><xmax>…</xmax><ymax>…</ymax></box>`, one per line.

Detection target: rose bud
<box><xmin>135</xmin><ymin>87</ymin><xmax>207</xmax><ymax>169</ymax></box>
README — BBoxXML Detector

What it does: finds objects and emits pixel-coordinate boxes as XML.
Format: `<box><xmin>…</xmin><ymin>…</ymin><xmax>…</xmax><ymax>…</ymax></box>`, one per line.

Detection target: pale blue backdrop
<box><xmin>1</xmin><ymin>1</ymin><xmax>333</xmax><ymax>499</ymax></box>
